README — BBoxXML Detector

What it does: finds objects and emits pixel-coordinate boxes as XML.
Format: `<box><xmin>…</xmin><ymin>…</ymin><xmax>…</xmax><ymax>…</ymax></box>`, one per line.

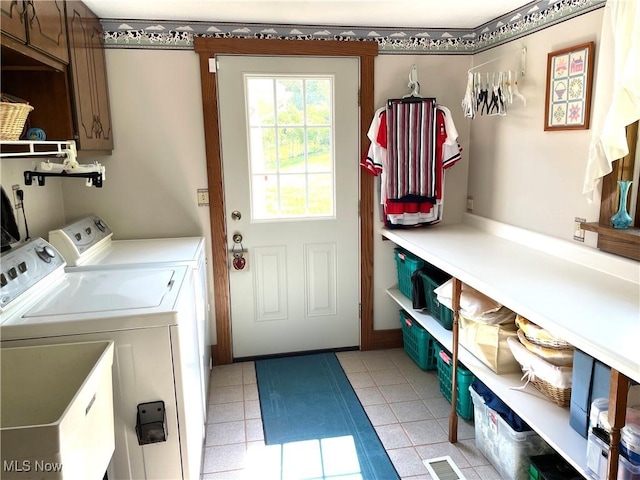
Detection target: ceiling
<box><xmin>82</xmin><ymin>0</ymin><xmax>533</xmax><ymax>29</ymax></box>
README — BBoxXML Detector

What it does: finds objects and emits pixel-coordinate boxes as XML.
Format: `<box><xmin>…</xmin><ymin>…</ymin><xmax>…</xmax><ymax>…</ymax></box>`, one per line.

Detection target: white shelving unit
<box><xmin>0</xmin><ymin>140</ymin><xmax>105</xmax><ymax>187</ymax></box>
<box><xmin>0</xmin><ymin>140</ymin><xmax>76</xmax><ymax>159</ymax></box>
<box><xmin>382</xmin><ymin>215</ymin><xmax>639</xmax><ymax>480</ymax></box>
<box><xmin>387</xmin><ymin>287</ymin><xmax>590</xmax><ymax>477</ymax></box>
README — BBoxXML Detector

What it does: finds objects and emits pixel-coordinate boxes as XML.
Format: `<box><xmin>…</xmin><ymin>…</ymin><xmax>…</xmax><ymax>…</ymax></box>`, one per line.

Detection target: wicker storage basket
<box><xmin>507</xmin><ymin>336</ymin><xmax>572</xmax><ymax>407</ymax></box>
<box><xmin>516</xmin><ymin>329</ymin><xmax>574</xmax><ymax>367</ymax></box>
<box><xmin>0</xmin><ymin>101</ymin><xmax>34</xmax><ymax>140</ymax></box>
<box><xmin>515</xmin><ymin>314</ymin><xmax>573</xmax><ymax>349</ymax></box>
<box><xmin>529</xmin><ymin>377</ymin><xmax>572</xmax><ymax>407</ymax></box>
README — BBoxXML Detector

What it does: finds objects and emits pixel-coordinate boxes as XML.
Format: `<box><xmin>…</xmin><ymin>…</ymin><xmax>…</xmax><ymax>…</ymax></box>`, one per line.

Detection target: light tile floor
<box><xmin>201</xmin><ymin>348</ymin><xmax>504</xmax><ymax>480</ymax></box>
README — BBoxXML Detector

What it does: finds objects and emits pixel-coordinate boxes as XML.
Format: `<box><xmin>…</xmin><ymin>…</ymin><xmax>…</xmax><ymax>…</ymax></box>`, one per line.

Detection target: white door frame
<box><xmin>194</xmin><ymin>38</ymin><xmax>394</xmax><ymax>365</ymax></box>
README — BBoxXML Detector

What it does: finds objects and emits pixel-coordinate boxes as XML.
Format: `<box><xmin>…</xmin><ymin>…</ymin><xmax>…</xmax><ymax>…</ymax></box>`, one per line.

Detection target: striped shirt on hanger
<box><xmin>386</xmin><ymin>98</ymin><xmax>437</xmax><ymax>200</ymax></box>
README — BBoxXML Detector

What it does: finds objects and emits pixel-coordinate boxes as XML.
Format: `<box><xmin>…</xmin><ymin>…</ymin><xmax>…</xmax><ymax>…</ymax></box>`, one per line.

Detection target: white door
<box><xmin>217</xmin><ymin>56</ymin><xmax>360</xmax><ymax>358</ymax></box>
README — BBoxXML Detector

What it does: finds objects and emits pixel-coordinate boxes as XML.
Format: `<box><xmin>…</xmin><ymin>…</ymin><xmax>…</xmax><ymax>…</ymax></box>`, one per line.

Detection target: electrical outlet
<box><xmin>12</xmin><ymin>184</ymin><xmax>22</xmax><ymax>209</ymax></box>
<box><xmin>573</xmin><ymin>217</ymin><xmax>586</xmax><ymax>242</ymax></box>
<box><xmin>466</xmin><ymin>196</ymin><xmax>474</xmax><ymax>212</ymax></box>
<box><xmin>197</xmin><ymin>188</ymin><xmax>209</xmax><ymax>206</ymax></box>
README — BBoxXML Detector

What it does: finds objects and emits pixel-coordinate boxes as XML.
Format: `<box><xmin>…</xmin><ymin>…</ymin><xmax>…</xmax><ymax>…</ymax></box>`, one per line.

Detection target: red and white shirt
<box><xmin>361</xmin><ymin>99</ymin><xmax>462</xmax><ymax>227</ymax></box>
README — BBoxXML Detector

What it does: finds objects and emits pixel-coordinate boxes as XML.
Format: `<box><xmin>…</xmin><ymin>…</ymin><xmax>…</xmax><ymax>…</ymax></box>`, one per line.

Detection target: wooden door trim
<box><xmin>195</xmin><ymin>37</ymin><xmax>378</xmax><ymax>365</ymax></box>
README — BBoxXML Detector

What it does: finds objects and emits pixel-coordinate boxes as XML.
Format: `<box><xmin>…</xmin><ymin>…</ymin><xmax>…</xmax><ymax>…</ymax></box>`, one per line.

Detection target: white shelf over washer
<box><xmin>0</xmin><ymin>140</ymin><xmax>77</xmax><ymax>159</ymax></box>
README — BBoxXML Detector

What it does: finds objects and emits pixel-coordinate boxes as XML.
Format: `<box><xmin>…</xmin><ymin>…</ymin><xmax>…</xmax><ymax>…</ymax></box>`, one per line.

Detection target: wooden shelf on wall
<box><xmin>580</xmin><ymin>222</ymin><xmax>640</xmax><ymax>261</ymax></box>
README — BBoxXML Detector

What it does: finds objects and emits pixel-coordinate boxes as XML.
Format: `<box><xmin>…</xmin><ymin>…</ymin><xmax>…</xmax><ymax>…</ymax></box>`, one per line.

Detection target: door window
<box><xmin>246</xmin><ymin>76</ymin><xmax>335</xmax><ymax>221</ymax></box>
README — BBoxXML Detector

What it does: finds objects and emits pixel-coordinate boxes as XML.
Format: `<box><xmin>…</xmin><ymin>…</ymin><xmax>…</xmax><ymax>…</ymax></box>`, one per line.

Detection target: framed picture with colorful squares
<box><xmin>544</xmin><ymin>41</ymin><xmax>595</xmax><ymax>131</ymax></box>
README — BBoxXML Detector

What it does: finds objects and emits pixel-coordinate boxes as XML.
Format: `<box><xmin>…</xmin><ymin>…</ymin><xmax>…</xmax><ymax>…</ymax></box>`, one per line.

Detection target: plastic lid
<box><xmin>622</xmin><ymin>423</ymin><xmax>640</xmax><ymax>440</ymax></box>
<box><xmin>599</xmin><ymin>407</ymin><xmax>640</xmax><ymax>433</ymax></box>
<box><xmin>590</xmin><ymin>398</ymin><xmax>609</xmax><ymax>424</ymax></box>
<box><xmin>591</xmin><ymin>397</ymin><xmax>609</xmax><ymax>409</ymax></box>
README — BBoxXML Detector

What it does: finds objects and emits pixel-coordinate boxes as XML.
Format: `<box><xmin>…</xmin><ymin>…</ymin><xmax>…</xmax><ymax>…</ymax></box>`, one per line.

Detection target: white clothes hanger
<box><xmin>461</xmin><ymin>72</ymin><xmax>475</xmax><ymax>118</ymax></box>
<box><xmin>403</xmin><ymin>64</ymin><xmax>422</xmax><ymax>98</ymax></box>
<box><xmin>509</xmin><ymin>70</ymin><xmax>527</xmax><ymax>106</ymax></box>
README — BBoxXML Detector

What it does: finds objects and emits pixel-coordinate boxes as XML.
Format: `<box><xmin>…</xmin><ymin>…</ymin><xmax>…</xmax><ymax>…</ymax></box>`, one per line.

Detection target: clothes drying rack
<box><xmin>0</xmin><ymin>140</ymin><xmax>105</xmax><ymax>187</ymax></box>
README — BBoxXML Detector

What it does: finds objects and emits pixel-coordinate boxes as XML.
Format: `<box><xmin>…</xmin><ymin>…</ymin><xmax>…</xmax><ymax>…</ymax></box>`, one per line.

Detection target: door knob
<box><xmin>232</xmin><ymin>233</ymin><xmax>243</xmax><ymax>244</ymax></box>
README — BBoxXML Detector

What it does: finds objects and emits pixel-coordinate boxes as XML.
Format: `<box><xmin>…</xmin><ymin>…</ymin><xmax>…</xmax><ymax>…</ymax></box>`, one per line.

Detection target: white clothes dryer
<box><xmin>0</xmin><ymin>238</ymin><xmax>203</xmax><ymax>480</ymax></box>
<box><xmin>48</xmin><ymin>215</ymin><xmax>211</xmax><ymax>409</ymax></box>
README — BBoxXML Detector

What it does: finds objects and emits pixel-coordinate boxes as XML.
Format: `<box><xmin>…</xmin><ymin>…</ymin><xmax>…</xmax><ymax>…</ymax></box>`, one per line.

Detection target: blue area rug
<box><xmin>255</xmin><ymin>352</ymin><xmax>399</xmax><ymax>480</ymax></box>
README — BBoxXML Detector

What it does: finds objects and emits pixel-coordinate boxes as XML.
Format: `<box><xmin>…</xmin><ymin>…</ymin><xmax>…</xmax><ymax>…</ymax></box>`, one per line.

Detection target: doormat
<box><xmin>255</xmin><ymin>352</ymin><xmax>400</xmax><ymax>480</ymax></box>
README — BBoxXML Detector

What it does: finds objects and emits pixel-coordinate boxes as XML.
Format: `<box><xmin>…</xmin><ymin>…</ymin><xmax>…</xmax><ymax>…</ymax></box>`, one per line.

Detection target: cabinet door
<box><xmin>1</xmin><ymin>1</ymin><xmax>27</xmax><ymax>43</ymax></box>
<box><xmin>26</xmin><ymin>0</ymin><xmax>68</xmax><ymax>63</ymax></box>
<box><xmin>66</xmin><ymin>1</ymin><xmax>113</xmax><ymax>152</ymax></box>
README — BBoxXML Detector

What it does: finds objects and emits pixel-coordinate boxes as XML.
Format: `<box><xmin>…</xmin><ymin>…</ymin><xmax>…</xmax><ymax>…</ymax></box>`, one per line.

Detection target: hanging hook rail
<box><xmin>468</xmin><ymin>46</ymin><xmax>527</xmax><ymax>77</ymax></box>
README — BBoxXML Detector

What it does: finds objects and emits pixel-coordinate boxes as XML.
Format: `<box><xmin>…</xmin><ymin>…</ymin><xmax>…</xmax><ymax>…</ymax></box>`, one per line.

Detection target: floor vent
<box><xmin>423</xmin><ymin>456</ymin><xmax>466</xmax><ymax>480</ymax></box>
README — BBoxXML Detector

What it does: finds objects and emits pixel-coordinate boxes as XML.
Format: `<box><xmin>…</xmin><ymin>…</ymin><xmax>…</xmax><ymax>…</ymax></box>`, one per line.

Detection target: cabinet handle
<box><xmin>25</xmin><ymin>1</ymin><xmax>36</xmax><ymax>28</ymax></box>
<box><xmin>12</xmin><ymin>0</ymin><xmax>26</xmax><ymax>16</ymax></box>
<box><xmin>92</xmin><ymin>115</ymin><xmax>104</xmax><ymax>138</ymax></box>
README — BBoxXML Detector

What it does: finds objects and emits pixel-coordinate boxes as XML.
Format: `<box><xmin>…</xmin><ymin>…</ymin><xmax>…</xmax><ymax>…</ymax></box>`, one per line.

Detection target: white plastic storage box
<box><xmin>469</xmin><ymin>385</ymin><xmax>553</xmax><ymax>480</ymax></box>
<box><xmin>1</xmin><ymin>341</ymin><xmax>115</xmax><ymax>480</ymax></box>
<box><xmin>586</xmin><ymin>431</ymin><xmax>640</xmax><ymax>480</ymax></box>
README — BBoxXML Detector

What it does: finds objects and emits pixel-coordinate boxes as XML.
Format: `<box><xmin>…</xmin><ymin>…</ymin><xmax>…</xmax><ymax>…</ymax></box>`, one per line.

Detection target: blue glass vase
<box><xmin>610</xmin><ymin>180</ymin><xmax>633</xmax><ymax>229</ymax></box>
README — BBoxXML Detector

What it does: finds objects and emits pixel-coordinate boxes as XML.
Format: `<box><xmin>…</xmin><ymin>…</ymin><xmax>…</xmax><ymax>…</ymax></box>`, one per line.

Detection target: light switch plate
<box><xmin>197</xmin><ymin>188</ymin><xmax>209</xmax><ymax>206</ymax></box>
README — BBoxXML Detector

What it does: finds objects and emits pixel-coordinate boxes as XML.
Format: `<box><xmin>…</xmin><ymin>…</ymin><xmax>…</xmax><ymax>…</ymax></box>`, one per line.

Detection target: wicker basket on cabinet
<box><xmin>0</xmin><ymin>96</ymin><xmax>33</xmax><ymax>141</ymax></box>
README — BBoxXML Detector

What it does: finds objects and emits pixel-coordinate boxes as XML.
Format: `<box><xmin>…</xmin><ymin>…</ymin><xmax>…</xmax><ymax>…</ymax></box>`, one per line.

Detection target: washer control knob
<box><xmin>36</xmin><ymin>245</ymin><xmax>57</xmax><ymax>262</ymax></box>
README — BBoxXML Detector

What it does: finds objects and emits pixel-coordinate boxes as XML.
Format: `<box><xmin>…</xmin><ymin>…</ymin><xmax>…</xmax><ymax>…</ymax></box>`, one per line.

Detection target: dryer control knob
<box><xmin>94</xmin><ymin>219</ymin><xmax>107</xmax><ymax>232</ymax></box>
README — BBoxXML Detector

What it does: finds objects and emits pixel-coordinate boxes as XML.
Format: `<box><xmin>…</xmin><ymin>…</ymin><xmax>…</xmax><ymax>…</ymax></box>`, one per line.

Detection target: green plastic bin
<box><xmin>435</xmin><ymin>348</ymin><xmax>475</xmax><ymax>420</ymax></box>
<box><xmin>435</xmin><ymin>305</ymin><xmax>454</xmax><ymax>330</ymax></box>
<box><xmin>394</xmin><ymin>248</ymin><xmax>425</xmax><ymax>300</ymax></box>
<box><xmin>528</xmin><ymin>453</ymin><xmax>582</xmax><ymax>480</ymax></box>
<box><xmin>418</xmin><ymin>267</ymin><xmax>453</xmax><ymax>330</ymax></box>
<box><xmin>399</xmin><ymin>310</ymin><xmax>439</xmax><ymax>370</ymax></box>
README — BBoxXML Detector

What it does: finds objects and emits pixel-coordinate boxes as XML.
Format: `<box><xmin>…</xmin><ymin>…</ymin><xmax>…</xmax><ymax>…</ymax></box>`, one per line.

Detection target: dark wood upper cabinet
<box><xmin>0</xmin><ymin>1</ymin><xmax>112</xmax><ymax>154</ymax></box>
<box><xmin>66</xmin><ymin>1</ymin><xmax>113</xmax><ymax>152</ymax></box>
<box><xmin>1</xmin><ymin>0</ymin><xmax>68</xmax><ymax>64</ymax></box>
<box><xmin>1</xmin><ymin>1</ymin><xmax>27</xmax><ymax>43</ymax></box>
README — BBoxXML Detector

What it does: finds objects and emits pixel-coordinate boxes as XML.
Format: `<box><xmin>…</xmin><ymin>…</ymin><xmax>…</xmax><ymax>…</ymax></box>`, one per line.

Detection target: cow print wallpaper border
<box><xmin>100</xmin><ymin>0</ymin><xmax>604</xmax><ymax>54</ymax></box>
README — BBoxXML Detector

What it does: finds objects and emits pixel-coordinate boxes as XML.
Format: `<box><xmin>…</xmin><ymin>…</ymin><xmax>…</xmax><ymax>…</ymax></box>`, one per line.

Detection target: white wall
<box><xmin>10</xmin><ymin>8</ymin><xmax>606</xmax><ymax>346</ymax></box>
<box><xmin>0</xmin><ymin>164</ymin><xmax>66</xmax><ymax>243</ymax></box>
<box><xmin>62</xmin><ymin>49</ymin><xmax>209</xmax><ymax>240</ymax></box>
<box><xmin>61</xmin><ymin>49</ymin><xmax>216</xmax><ymax>342</ymax></box>
<box><xmin>467</xmin><ymin>9</ymin><xmax>604</xmax><ymax>245</ymax></box>
<box><xmin>370</xmin><ymin>10</ymin><xmax>609</xmax><ymax>329</ymax></box>
<box><xmin>372</xmin><ymin>54</ymin><xmax>472</xmax><ymax>330</ymax></box>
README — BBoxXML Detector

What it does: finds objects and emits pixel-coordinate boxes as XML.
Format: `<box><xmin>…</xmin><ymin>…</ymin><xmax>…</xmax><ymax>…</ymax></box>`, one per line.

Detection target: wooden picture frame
<box><xmin>544</xmin><ymin>41</ymin><xmax>595</xmax><ymax>131</ymax></box>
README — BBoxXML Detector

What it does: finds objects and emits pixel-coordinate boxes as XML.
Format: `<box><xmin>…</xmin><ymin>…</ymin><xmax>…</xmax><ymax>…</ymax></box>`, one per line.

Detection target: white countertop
<box><xmin>382</xmin><ymin>218</ymin><xmax>640</xmax><ymax>383</ymax></box>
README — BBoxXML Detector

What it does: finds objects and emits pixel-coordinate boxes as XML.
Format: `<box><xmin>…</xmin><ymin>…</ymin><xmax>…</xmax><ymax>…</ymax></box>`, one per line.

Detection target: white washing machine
<box><xmin>48</xmin><ymin>215</ymin><xmax>211</xmax><ymax>408</ymax></box>
<box><xmin>0</xmin><ymin>238</ymin><xmax>204</xmax><ymax>480</ymax></box>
